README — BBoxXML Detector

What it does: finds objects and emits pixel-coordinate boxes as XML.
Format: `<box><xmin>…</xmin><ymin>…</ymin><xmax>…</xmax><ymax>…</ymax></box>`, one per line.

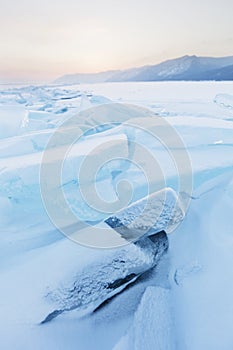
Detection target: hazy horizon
<box><xmin>1</xmin><ymin>0</ymin><xmax>233</xmax><ymax>82</ymax></box>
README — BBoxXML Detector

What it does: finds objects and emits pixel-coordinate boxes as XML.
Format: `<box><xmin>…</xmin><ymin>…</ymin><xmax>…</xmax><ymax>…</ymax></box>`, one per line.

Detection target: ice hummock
<box><xmin>41</xmin><ymin>231</ymin><xmax>168</xmax><ymax>323</ymax></box>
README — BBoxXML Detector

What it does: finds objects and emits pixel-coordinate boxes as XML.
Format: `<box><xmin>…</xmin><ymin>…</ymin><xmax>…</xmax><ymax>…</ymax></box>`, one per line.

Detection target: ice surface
<box><xmin>0</xmin><ymin>81</ymin><xmax>233</xmax><ymax>349</ymax></box>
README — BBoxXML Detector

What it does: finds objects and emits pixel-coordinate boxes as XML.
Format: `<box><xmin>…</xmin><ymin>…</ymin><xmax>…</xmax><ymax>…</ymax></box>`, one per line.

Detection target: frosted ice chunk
<box><xmin>41</xmin><ymin>232</ymin><xmax>168</xmax><ymax>323</ymax></box>
<box><xmin>214</xmin><ymin>93</ymin><xmax>233</xmax><ymax>111</ymax></box>
<box><xmin>105</xmin><ymin>188</ymin><xmax>185</xmax><ymax>240</ymax></box>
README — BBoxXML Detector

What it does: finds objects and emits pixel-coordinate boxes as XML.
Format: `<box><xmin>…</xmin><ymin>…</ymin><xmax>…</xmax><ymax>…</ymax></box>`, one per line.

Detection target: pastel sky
<box><xmin>1</xmin><ymin>0</ymin><xmax>233</xmax><ymax>82</ymax></box>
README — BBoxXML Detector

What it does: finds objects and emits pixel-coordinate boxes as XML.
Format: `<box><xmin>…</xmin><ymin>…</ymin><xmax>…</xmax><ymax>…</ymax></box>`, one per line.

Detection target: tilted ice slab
<box><xmin>41</xmin><ymin>231</ymin><xmax>168</xmax><ymax>323</ymax></box>
<box><xmin>67</xmin><ymin>188</ymin><xmax>185</xmax><ymax>249</ymax></box>
<box><xmin>0</xmin><ymin>105</ymin><xmax>26</xmax><ymax>139</ymax></box>
<box><xmin>22</xmin><ymin>110</ymin><xmax>60</xmax><ymax>132</ymax></box>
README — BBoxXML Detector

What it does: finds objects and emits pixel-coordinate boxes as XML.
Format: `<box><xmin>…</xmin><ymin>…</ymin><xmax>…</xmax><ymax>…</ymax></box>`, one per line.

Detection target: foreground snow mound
<box><xmin>41</xmin><ymin>231</ymin><xmax>168</xmax><ymax>323</ymax></box>
<box><xmin>114</xmin><ymin>286</ymin><xmax>174</xmax><ymax>350</ymax></box>
<box><xmin>169</xmin><ymin>172</ymin><xmax>233</xmax><ymax>350</ymax></box>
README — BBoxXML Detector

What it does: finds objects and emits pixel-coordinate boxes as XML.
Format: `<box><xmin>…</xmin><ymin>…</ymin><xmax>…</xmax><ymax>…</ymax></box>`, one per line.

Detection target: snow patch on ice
<box><xmin>113</xmin><ymin>286</ymin><xmax>174</xmax><ymax>350</ymax></box>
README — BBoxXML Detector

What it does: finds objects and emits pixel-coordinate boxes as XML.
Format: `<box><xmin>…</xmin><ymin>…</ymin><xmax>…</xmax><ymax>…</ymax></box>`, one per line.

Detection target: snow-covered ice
<box><xmin>113</xmin><ymin>286</ymin><xmax>174</xmax><ymax>350</ymax></box>
<box><xmin>41</xmin><ymin>232</ymin><xmax>168</xmax><ymax>324</ymax></box>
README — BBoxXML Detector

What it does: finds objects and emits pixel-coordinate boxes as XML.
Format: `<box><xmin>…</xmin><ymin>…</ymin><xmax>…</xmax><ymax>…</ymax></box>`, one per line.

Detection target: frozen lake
<box><xmin>0</xmin><ymin>81</ymin><xmax>233</xmax><ymax>350</ymax></box>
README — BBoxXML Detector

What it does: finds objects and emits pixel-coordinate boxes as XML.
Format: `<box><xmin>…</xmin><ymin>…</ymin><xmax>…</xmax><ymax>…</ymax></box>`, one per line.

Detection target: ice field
<box><xmin>0</xmin><ymin>81</ymin><xmax>233</xmax><ymax>349</ymax></box>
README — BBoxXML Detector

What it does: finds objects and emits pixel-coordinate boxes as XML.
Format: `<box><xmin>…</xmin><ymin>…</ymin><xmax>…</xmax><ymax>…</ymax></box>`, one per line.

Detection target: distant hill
<box><xmin>54</xmin><ymin>70</ymin><xmax>119</xmax><ymax>84</ymax></box>
<box><xmin>54</xmin><ymin>55</ymin><xmax>233</xmax><ymax>84</ymax></box>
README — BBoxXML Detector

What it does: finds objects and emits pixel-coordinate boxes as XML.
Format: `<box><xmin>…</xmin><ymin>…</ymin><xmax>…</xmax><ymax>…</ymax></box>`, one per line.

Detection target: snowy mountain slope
<box><xmin>54</xmin><ymin>70</ymin><xmax>120</xmax><ymax>84</ymax></box>
<box><xmin>110</xmin><ymin>55</ymin><xmax>233</xmax><ymax>81</ymax></box>
<box><xmin>200</xmin><ymin>64</ymin><xmax>233</xmax><ymax>81</ymax></box>
<box><xmin>55</xmin><ymin>55</ymin><xmax>233</xmax><ymax>84</ymax></box>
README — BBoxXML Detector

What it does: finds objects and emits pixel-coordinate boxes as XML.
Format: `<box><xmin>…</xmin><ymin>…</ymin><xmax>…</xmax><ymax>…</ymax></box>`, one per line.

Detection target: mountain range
<box><xmin>54</xmin><ymin>55</ymin><xmax>233</xmax><ymax>84</ymax></box>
